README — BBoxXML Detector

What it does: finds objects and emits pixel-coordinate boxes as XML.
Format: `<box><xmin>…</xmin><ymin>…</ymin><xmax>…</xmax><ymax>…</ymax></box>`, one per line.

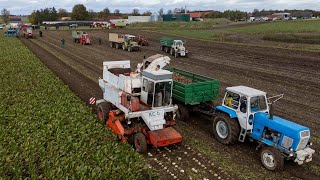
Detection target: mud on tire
<box><xmin>176</xmin><ymin>104</ymin><xmax>190</xmax><ymax>121</ymax></box>
<box><xmin>212</xmin><ymin>113</ymin><xmax>240</xmax><ymax>145</ymax></box>
<box><xmin>134</xmin><ymin>133</ymin><xmax>147</xmax><ymax>153</ymax></box>
<box><xmin>261</xmin><ymin>147</ymin><xmax>284</xmax><ymax>171</ymax></box>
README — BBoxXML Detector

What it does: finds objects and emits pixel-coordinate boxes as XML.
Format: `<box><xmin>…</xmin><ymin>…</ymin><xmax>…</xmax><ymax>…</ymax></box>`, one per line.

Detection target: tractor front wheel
<box><xmin>212</xmin><ymin>113</ymin><xmax>240</xmax><ymax>145</ymax></box>
<box><xmin>134</xmin><ymin>133</ymin><xmax>147</xmax><ymax>153</ymax></box>
<box><xmin>97</xmin><ymin>102</ymin><xmax>112</xmax><ymax>125</ymax></box>
<box><xmin>175</xmin><ymin>52</ymin><xmax>179</xmax><ymax>58</ymax></box>
<box><xmin>261</xmin><ymin>147</ymin><xmax>284</xmax><ymax>171</ymax></box>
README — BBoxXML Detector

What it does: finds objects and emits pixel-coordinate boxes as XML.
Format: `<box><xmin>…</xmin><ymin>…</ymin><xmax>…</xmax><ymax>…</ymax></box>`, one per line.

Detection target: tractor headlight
<box><xmin>289</xmin><ymin>147</ymin><xmax>294</xmax><ymax>157</ymax></box>
<box><xmin>308</xmin><ymin>141</ymin><xmax>313</xmax><ymax>146</ymax></box>
<box><xmin>289</xmin><ymin>147</ymin><xmax>293</xmax><ymax>152</ymax></box>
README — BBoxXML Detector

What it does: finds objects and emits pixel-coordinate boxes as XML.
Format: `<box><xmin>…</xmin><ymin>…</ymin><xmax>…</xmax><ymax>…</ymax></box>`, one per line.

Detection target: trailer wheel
<box><xmin>128</xmin><ymin>47</ymin><xmax>132</xmax><ymax>52</ymax></box>
<box><xmin>212</xmin><ymin>113</ymin><xmax>240</xmax><ymax>145</ymax></box>
<box><xmin>160</xmin><ymin>46</ymin><xmax>164</xmax><ymax>51</ymax></box>
<box><xmin>134</xmin><ymin>133</ymin><xmax>147</xmax><ymax>153</ymax></box>
<box><xmin>176</xmin><ymin>104</ymin><xmax>190</xmax><ymax>121</ymax></box>
<box><xmin>110</xmin><ymin>42</ymin><xmax>113</xmax><ymax>48</ymax></box>
<box><xmin>165</xmin><ymin>47</ymin><xmax>170</xmax><ymax>53</ymax></box>
<box><xmin>261</xmin><ymin>147</ymin><xmax>284</xmax><ymax>171</ymax></box>
<box><xmin>97</xmin><ymin>102</ymin><xmax>112</xmax><ymax>125</ymax></box>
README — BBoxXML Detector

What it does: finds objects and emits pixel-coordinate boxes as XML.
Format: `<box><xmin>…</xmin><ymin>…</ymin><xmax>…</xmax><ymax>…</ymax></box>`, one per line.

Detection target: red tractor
<box><xmin>80</xmin><ymin>34</ymin><xmax>91</xmax><ymax>45</ymax></box>
<box><xmin>135</xmin><ymin>35</ymin><xmax>149</xmax><ymax>46</ymax></box>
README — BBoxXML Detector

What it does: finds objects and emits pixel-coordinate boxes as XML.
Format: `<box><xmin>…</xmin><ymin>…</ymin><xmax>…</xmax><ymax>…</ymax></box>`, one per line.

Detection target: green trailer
<box><xmin>167</xmin><ymin>68</ymin><xmax>220</xmax><ymax>120</ymax></box>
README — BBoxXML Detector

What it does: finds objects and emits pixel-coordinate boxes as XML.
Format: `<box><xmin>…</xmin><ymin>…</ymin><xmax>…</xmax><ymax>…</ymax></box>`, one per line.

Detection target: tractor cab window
<box><xmin>240</xmin><ymin>96</ymin><xmax>247</xmax><ymax>113</ymax></box>
<box><xmin>175</xmin><ymin>41</ymin><xmax>182</xmax><ymax>47</ymax></box>
<box><xmin>143</xmin><ymin>79</ymin><xmax>154</xmax><ymax>105</ymax></box>
<box><xmin>224</xmin><ymin>91</ymin><xmax>240</xmax><ymax>110</ymax></box>
<box><xmin>250</xmin><ymin>95</ymin><xmax>267</xmax><ymax>112</ymax></box>
<box><xmin>153</xmin><ymin>81</ymin><xmax>172</xmax><ymax>107</ymax></box>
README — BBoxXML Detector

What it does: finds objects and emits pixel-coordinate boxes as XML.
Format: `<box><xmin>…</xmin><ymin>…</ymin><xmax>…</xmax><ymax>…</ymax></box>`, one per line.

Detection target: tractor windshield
<box><xmin>250</xmin><ymin>95</ymin><xmax>267</xmax><ymax>112</ymax></box>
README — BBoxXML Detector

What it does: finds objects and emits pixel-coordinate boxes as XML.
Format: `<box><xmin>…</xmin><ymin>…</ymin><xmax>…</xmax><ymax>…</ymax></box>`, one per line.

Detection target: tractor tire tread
<box><xmin>212</xmin><ymin>112</ymin><xmax>240</xmax><ymax>145</ymax></box>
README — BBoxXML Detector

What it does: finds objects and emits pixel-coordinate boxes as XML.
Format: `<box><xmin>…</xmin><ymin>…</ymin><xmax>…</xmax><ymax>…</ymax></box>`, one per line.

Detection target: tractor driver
<box><xmin>225</xmin><ymin>94</ymin><xmax>233</xmax><ymax>107</ymax></box>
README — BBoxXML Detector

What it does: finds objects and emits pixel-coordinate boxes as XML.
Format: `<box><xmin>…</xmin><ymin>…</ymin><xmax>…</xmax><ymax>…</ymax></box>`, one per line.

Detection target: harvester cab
<box><xmin>214</xmin><ymin>86</ymin><xmax>315</xmax><ymax>171</ymax></box>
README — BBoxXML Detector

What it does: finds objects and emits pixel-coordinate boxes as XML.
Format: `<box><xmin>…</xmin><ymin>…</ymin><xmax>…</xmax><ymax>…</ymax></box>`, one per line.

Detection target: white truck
<box><xmin>96</xmin><ymin>54</ymin><xmax>182</xmax><ymax>153</ymax></box>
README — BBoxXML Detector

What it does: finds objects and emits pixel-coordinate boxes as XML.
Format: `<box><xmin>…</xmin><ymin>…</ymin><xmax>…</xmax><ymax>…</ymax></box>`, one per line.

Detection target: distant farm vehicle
<box><xmin>135</xmin><ymin>35</ymin><xmax>149</xmax><ymax>46</ymax></box>
<box><xmin>69</xmin><ymin>24</ymin><xmax>78</xmax><ymax>28</ymax></box>
<box><xmin>23</xmin><ymin>27</ymin><xmax>34</xmax><ymax>39</ymax></box>
<box><xmin>0</xmin><ymin>25</ymin><xmax>3</xmax><ymax>30</ymax></box>
<box><xmin>80</xmin><ymin>34</ymin><xmax>91</xmax><ymax>45</ymax></box>
<box><xmin>110</xmin><ymin>22</ymin><xmax>126</xmax><ymax>29</ymax></box>
<box><xmin>96</xmin><ymin>55</ymin><xmax>182</xmax><ymax>153</ymax></box>
<box><xmin>109</xmin><ymin>33</ymin><xmax>140</xmax><ymax>52</ymax></box>
<box><xmin>72</xmin><ymin>31</ymin><xmax>89</xmax><ymax>43</ymax></box>
<box><xmin>160</xmin><ymin>37</ymin><xmax>188</xmax><ymax>58</ymax></box>
<box><xmin>141</xmin><ymin>62</ymin><xmax>315</xmax><ymax>171</ymax></box>
<box><xmin>4</xmin><ymin>29</ymin><xmax>17</xmax><ymax>37</ymax></box>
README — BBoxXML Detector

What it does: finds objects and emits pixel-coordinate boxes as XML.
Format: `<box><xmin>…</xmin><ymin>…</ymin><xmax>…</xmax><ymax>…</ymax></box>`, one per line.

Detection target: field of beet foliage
<box><xmin>0</xmin><ymin>36</ymin><xmax>154</xmax><ymax>179</ymax></box>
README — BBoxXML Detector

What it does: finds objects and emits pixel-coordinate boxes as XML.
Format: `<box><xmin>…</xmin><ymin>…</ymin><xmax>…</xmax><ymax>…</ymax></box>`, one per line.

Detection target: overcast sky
<box><xmin>1</xmin><ymin>0</ymin><xmax>320</xmax><ymax>15</ymax></box>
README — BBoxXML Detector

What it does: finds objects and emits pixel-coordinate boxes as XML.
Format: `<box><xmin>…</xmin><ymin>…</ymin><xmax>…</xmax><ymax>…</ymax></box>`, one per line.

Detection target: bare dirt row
<box><xmin>20</xmin><ymin>29</ymin><xmax>320</xmax><ymax>179</ymax></box>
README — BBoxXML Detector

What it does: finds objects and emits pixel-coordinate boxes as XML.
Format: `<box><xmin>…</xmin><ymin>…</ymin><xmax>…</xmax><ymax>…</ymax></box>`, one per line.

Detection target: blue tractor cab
<box><xmin>213</xmin><ymin>86</ymin><xmax>314</xmax><ymax>171</ymax></box>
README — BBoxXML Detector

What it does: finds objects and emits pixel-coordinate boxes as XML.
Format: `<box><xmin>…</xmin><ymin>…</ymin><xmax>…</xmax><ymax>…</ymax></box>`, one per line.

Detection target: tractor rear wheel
<box><xmin>176</xmin><ymin>104</ymin><xmax>190</xmax><ymax>121</ymax></box>
<box><xmin>97</xmin><ymin>102</ymin><xmax>112</xmax><ymax>125</ymax></box>
<box><xmin>261</xmin><ymin>147</ymin><xmax>284</xmax><ymax>171</ymax></box>
<box><xmin>212</xmin><ymin>113</ymin><xmax>240</xmax><ymax>145</ymax></box>
<box><xmin>134</xmin><ymin>133</ymin><xmax>147</xmax><ymax>153</ymax></box>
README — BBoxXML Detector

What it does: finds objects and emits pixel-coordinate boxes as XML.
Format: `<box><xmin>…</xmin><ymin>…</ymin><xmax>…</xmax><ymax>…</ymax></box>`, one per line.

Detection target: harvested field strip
<box><xmin>0</xmin><ymin>36</ymin><xmax>153</xmax><ymax>179</ymax></box>
<box><xmin>263</xmin><ymin>33</ymin><xmax>320</xmax><ymax>44</ymax></box>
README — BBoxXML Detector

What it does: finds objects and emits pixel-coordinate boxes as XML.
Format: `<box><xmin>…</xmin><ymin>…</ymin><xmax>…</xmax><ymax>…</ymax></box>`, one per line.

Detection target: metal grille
<box><xmin>297</xmin><ymin>138</ymin><xmax>309</xmax><ymax>151</ymax></box>
<box><xmin>281</xmin><ymin>136</ymin><xmax>293</xmax><ymax>149</ymax></box>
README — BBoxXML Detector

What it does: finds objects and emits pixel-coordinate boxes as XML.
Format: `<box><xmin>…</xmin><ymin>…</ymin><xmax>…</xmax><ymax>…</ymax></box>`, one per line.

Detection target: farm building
<box><xmin>271</xmin><ymin>13</ymin><xmax>291</xmax><ymax>20</ymax></box>
<box><xmin>177</xmin><ymin>10</ymin><xmax>214</xmax><ymax>21</ymax></box>
<box><xmin>163</xmin><ymin>14</ymin><xmax>190</xmax><ymax>22</ymax></box>
<box><xmin>128</xmin><ymin>16</ymin><xmax>151</xmax><ymax>24</ymax></box>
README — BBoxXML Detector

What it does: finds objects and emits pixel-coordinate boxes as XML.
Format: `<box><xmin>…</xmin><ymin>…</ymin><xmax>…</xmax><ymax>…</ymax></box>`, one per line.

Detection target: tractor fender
<box><xmin>215</xmin><ymin>106</ymin><xmax>237</xmax><ymax>119</ymax></box>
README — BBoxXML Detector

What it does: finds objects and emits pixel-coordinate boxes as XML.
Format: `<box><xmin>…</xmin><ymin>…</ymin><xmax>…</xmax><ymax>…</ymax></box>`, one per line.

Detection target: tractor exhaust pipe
<box><xmin>269</xmin><ymin>103</ymin><xmax>274</xmax><ymax>120</ymax></box>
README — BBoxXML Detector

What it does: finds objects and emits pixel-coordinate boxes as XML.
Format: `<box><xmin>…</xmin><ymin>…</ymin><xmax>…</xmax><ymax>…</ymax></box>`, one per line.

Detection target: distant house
<box><xmin>61</xmin><ymin>17</ymin><xmax>71</xmax><ymax>21</ymax></box>
<box><xmin>271</xmin><ymin>13</ymin><xmax>291</xmax><ymax>20</ymax></box>
<box><xmin>177</xmin><ymin>10</ymin><xmax>214</xmax><ymax>21</ymax></box>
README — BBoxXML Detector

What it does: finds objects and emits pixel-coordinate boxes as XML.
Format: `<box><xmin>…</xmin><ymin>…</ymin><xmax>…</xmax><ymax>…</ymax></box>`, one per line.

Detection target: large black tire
<box><xmin>176</xmin><ymin>104</ymin><xmax>190</xmax><ymax>121</ymax></box>
<box><xmin>170</xmin><ymin>48</ymin><xmax>174</xmax><ymax>55</ymax></box>
<box><xmin>97</xmin><ymin>102</ymin><xmax>112</xmax><ymax>125</ymax></box>
<box><xmin>134</xmin><ymin>133</ymin><xmax>147</xmax><ymax>153</ymax></box>
<box><xmin>261</xmin><ymin>147</ymin><xmax>284</xmax><ymax>171</ymax></box>
<box><xmin>165</xmin><ymin>47</ymin><xmax>170</xmax><ymax>53</ymax></box>
<box><xmin>212</xmin><ymin>113</ymin><xmax>240</xmax><ymax>145</ymax></box>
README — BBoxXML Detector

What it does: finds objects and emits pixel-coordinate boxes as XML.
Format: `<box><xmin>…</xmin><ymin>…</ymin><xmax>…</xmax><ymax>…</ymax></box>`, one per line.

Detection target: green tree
<box><xmin>142</xmin><ymin>10</ymin><xmax>152</xmax><ymax>16</ymax></box>
<box><xmin>88</xmin><ymin>9</ymin><xmax>96</xmax><ymax>20</ymax></box>
<box><xmin>1</xmin><ymin>8</ymin><xmax>10</xmax><ymax>24</ymax></box>
<box><xmin>99</xmin><ymin>7</ymin><xmax>110</xmax><ymax>19</ymax></box>
<box><xmin>71</xmin><ymin>4</ymin><xmax>88</xmax><ymax>20</ymax></box>
<box><xmin>114</xmin><ymin>9</ymin><xmax>120</xmax><ymax>15</ymax></box>
<box><xmin>58</xmin><ymin>8</ymin><xmax>68</xmax><ymax>18</ymax></box>
<box><xmin>132</xmin><ymin>8</ymin><xmax>140</xmax><ymax>15</ymax></box>
<box><xmin>158</xmin><ymin>8</ymin><xmax>164</xmax><ymax>16</ymax></box>
<box><xmin>167</xmin><ymin>9</ymin><xmax>173</xmax><ymax>15</ymax></box>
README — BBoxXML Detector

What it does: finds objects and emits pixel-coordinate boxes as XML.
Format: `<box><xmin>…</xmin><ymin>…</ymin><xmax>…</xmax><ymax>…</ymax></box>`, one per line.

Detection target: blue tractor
<box><xmin>213</xmin><ymin>86</ymin><xmax>315</xmax><ymax>171</ymax></box>
<box><xmin>4</xmin><ymin>24</ymin><xmax>22</xmax><ymax>37</ymax></box>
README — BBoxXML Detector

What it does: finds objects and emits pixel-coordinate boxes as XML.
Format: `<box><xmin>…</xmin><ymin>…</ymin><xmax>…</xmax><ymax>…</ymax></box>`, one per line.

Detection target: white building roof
<box><xmin>226</xmin><ymin>86</ymin><xmax>266</xmax><ymax>97</ymax></box>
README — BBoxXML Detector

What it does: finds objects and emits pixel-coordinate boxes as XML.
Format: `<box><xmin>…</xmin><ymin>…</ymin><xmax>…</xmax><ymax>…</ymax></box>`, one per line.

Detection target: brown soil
<box><xmin>20</xmin><ymin>29</ymin><xmax>320</xmax><ymax>179</ymax></box>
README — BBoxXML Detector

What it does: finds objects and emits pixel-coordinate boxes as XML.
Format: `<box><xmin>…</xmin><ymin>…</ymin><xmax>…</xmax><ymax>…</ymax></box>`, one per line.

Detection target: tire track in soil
<box><xmin>22</xmin><ymin>35</ymin><xmax>231</xmax><ymax>180</ymax></box>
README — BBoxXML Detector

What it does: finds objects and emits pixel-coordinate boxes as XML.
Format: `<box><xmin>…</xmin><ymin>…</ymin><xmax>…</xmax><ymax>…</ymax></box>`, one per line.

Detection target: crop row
<box><xmin>0</xmin><ymin>36</ymin><xmax>154</xmax><ymax>179</ymax></box>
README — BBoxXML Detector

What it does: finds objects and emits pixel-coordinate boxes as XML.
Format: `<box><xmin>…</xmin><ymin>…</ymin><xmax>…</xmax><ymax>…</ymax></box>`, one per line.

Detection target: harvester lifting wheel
<box><xmin>97</xmin><ymin>102</ymin><xmax>112</xmax><ymax>125</ymax></box>
<box><xmin>261</xmin><ymin>147</ymin><xmax>284</xmax><ymax>171</ymax></box>
<box><xmin>212</xmin><ymin>113</ymin><xmax>240</xmax><ymax>145</ymax></box>
<box><xmin>176</xmin><ymin>104</ymin><xmax>189</xmax><ymax>121</ymax></box>
<box><xmin>134</xmin><ymin>133</ymin><xmax>147</xmax><ymax>153</ymax></box>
